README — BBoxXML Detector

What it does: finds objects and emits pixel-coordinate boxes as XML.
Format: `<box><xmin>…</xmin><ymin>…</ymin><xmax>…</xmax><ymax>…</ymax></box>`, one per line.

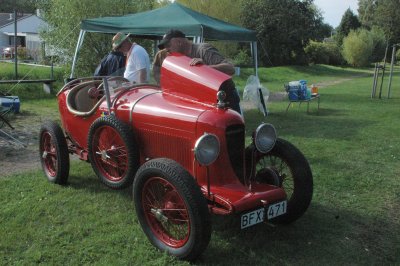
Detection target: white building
<box><xmin>0</xmin><ymin>12</ymin><xmax>48</xmax><ymax>61</ymax></box>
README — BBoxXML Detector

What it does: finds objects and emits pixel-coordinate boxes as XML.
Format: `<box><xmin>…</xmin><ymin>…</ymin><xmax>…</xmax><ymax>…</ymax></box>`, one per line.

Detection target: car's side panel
<box><xmin>128</xmin><ymin>91</ymin><xmax>208</xmax><ymax>174</ymax></box>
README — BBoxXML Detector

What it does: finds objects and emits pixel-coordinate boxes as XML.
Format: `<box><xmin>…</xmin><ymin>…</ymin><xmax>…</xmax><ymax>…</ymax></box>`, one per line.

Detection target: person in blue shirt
<box><xmin>94</xmin><ymin>35</ymin><xmax>126</xmax><ymax>76</ymax></box>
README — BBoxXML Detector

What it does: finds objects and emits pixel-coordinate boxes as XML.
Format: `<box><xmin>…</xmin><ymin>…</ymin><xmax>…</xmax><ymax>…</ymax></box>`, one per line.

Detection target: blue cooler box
<box><xmin>0</xmin><ymin>96</ymin><xmax>20</xmax><ymax>113</ymax></box>
<box><xmin>288</xmin><ymin>88</ymin><xmax>299</xmax><ymax>100</ymax></box>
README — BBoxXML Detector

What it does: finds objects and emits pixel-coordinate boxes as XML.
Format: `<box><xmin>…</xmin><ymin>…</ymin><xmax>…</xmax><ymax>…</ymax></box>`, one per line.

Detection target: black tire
<box><xmin>133</xmin><ymin>158</ymin><xmax>211</xmax><ymax>261</ymax></box>
<box><xmin>246</xmin><ymin>138</ymin><xmax>313</xmax><ymax>224</ymax></box>
<box><xmin>88</xmin><ymin>115</ymin><xmax>139</xmax><ymax>189</ymax></box>
<box><xmin>39</xmin><ymin>121</ymin><xmax>69</xmax><ymax>184</ymax></box>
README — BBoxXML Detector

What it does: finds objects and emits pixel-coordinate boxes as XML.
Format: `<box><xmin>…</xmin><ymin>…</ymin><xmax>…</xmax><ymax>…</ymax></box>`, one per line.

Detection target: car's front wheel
<box><xmin>246</xmin><ymin>138</ymin><xmax>313</xmax><ymax>224</ymax></box>
<box><xmin>133</xmin><ymin>158</ymin><xmax>211</xmax><ymax>261</ymax></box>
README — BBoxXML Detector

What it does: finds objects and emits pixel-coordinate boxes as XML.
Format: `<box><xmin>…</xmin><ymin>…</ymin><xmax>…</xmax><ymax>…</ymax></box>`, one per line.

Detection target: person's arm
<box><xmin>209</xmin><ymin>62</ymin><xmax>235</xmax><ymax>76</ymax></box>
<box><xmin>190</xmin><ymin>44</ymin><xmax>235</xmax><ymax>76</ymax></box>
<box><xmin>189</xmin><ymin>58</ymin><xmax>235</xmax><ymax>76</ymax></box>
<box><xmin>152</xmin><ymin>49</ymin><xmax>168</xmax><ymax>84</ymax></box>
<box><xmin>138</xmin><ymin>69</ymin><xmax>147</xmax><ymax>83</ymax></box>
<box><xmin>153</xmin><ymin>66</ymin><xmax>161</xmax><ymax>84</ymax></box>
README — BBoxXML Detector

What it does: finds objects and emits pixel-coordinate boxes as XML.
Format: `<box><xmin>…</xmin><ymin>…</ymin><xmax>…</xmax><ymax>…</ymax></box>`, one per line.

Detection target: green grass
<box><xmin>0</xmin><ymin>61</ymin><xmax>66</xmax><ymax>100</ymax></box>
<box><xmin>233</xmin><ymin>64</ymin><xmax>373</xmax><ymax>93</ymax></box>
<box><xmin>1</xmin><ymin>64</ymin><xmax>399</xmax><ymax>265</ymax></box>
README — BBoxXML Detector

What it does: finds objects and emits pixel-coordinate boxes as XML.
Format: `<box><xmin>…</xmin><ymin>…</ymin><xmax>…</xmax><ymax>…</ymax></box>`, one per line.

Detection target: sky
<box><xmin>314</xmin><ymin>0</ymin><xmax>359</xmax><ymax>28</ymax></box>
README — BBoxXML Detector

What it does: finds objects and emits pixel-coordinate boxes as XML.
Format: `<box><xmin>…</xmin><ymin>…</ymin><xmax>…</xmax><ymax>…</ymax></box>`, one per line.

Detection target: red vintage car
<box><xmin>39</xmin><ymin>53</ymin><xmax>313</xmax><ymax>260</ymax></box>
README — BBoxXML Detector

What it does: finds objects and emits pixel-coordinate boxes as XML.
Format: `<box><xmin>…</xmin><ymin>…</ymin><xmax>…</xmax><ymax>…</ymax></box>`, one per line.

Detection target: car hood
<box><xmin>160</xmin><ymin>53</ymin><xmax>231</xmax><ymax>106</ymax></box>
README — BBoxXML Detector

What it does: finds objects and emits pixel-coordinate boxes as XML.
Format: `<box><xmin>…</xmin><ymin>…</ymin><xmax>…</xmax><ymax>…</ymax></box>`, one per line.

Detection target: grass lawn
<box><xmin>0</xmin><ymin>64</ymin><xmax>399</xmax><ymax>265</ymax></box>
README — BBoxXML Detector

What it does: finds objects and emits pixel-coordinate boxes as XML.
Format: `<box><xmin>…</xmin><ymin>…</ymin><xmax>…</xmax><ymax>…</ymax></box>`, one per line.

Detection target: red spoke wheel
<box><xmin>133</xmin><ymin>158</ymin><xmax>211</xmax><ymax>261</ymax></box>
<box><xmin>39</xmin><ymin>121</ymin><xmax>69</xmax><ymax>184</ymax></box>
<box><xmin>88</xmin><ymin>116</ymin><xmax>139</xmax><ymax>189</ymax></box>
<box><xmin>245</xmin><ymin>138</ymin><xmax>313</xmax><ymax>224</ymax></box>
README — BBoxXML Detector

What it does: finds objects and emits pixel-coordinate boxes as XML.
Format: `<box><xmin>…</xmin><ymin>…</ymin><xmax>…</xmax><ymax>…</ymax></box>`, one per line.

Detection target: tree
<box><xmin>335</xmin><ymin>8</ymin><xmax>361</xmax><ymax>46</ymax></box>
<box><xmin>358</xmin><ymin>0</ymin><xmax>400</xmax><ymax>44</ymax></box>
<box><xmin>372</xmin><ymin>0</ymin><xmax>400</xmax><ymax>44</ymax></box>
<box><xmin>358</xmin><ymin>0</ymin><xmax>377</xmax><ymax>29</ymax></box>
<box><xmin>342</xmin><ymin>29</ymin><xmax>373</xmax><ymax>67</ymax></box>
<box><xmin>176</xmin><ymin>0</ymin><xmax>243</xmax><ymax>25</ymax></box>
<box><xmin>0</xmin><ymin>0</ymin><xmax>36</xmax><ymax>13</ymax></box>
<box><xmin>369</xmin><ymin>26</ymin><xmax>386</xmax><ymax>62</ymax></box>
<box><xmin>314</xmin><ymin>22</ymin><xmax>334</xmax><ymax>42</ymax></box>
<box><xmin>242</xmin><ymin>0</ymin><xmax>323</xmax><ymax>66</ymax></box>
<box><xmin>176</xmin><ymin>0</ymin><xmax>244</xmax><ymax>60</ymax></box>
<box><xmin>37</xmin><ymin>0</ymin><xmax>155</xmax><ymax>76</ymax></box>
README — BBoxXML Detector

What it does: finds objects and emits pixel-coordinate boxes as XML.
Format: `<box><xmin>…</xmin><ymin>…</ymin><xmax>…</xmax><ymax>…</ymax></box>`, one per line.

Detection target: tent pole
<box><xmin>70</xmin><ymin>30</ymin><xmax>86</xmax><ymax>79</ymax></box>
<box><xmin>252</xmin><ymin>42</ymin><xmax>258</xmax><ymax>78</ymax></box>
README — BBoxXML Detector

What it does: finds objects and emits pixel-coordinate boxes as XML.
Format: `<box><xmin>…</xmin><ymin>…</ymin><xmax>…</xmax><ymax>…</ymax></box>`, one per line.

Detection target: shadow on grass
<box><xmin>66</xmin><ymin>163</ymin><xmax>132</xmax><ymax>200</ymax></box>
<box><xmin>198</xmin><ymin>203</ymin><xmax>398</xmax><ymax>265</ymax></box>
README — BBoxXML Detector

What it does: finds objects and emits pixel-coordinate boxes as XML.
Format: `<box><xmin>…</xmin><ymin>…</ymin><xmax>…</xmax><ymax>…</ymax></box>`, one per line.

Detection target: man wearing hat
<box><xmin>158</xmin><ymin>29</ymin><xmax>240</xmax><ymax>113</ymax></box>
<box><xmin>112</xmin><ymin>32</ymin><xmax>150</xmax><ymax>83</ymax></box>
<box><xmin>94</xmin><ymin>43</ymin><xmax>126</xmax><ymax>76</ymax></box>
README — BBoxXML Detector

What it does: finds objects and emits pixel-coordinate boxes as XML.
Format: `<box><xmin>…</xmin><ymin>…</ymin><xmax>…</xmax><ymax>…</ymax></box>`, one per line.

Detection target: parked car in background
<box><xmin>2</xmin><ymin>47</ymin><xmax>15</xmax><ymax>59</ymax></box>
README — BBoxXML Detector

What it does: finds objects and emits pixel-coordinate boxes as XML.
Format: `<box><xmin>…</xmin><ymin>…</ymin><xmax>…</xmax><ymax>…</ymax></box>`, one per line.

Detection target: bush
<box><xmin>396</xmin><ymin>49</ymin><xmax>400</xmax><ymax>63</ymax></box>
<box><xmin>16</xmin><ymin>47</ymin><xmax>30</xmax><ymax>60</ymax></box>
<box><xmin>304</xmin><ymin>41</ymin><xmax>329</xmax><ymax>64</ymax></box>
<box><xmin>325</xmin><ymin>43</ymin><xmax>345</xmax><ymax>65</ymax></box>
<box><xmin>304</xmin><ymin>41</ymin><xmax>344</xmax><ymax>65</ymax></box>
<box><xmin>342</xmin><ymin>29</ymin><xmax>373</xmax><ymax>67</ymax></box>
<box><xmin>233</xmin><ymin>49</ymin><xmax>253</xmax><ymax>66</ymax></box>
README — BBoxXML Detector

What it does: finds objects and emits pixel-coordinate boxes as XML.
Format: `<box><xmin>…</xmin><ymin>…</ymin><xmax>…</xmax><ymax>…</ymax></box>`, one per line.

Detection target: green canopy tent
<box><xmin>71</xmin><ymin>2</ymin><xmax>258</xmax><ymax>78</ymax></box>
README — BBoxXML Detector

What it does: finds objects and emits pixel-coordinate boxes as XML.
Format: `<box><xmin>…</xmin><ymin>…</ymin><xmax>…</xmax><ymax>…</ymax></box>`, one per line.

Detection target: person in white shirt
<box><xmin>111</xmin><ymin>32</ymin><xmax>150</xmax><ymax>83</ymax></box>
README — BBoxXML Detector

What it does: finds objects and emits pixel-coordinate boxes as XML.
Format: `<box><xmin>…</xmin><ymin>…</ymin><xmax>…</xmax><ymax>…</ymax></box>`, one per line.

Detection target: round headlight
<box><xmin>254</xmin><ymin>123</ymin><xmax>277</xmax><ymax>153</ymax></box>
<box><xmin>194</xmin><ymin>133</ymin><xmax>220</xmax><ymax>166</ymax></box>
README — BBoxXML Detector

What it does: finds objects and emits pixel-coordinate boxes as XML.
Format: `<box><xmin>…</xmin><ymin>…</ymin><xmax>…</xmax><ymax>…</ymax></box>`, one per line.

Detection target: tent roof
<box><xmin>80</xmin><ymin>3</ymin><xmax>256</xmax><ymax>42</ymax></box>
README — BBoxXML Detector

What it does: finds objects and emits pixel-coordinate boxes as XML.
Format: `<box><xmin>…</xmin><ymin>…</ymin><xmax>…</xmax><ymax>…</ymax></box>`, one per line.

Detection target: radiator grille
<box><xmin>225</xmin><ymin>124</ymin><xmax>245</xmax><ymax>180</ymax></box>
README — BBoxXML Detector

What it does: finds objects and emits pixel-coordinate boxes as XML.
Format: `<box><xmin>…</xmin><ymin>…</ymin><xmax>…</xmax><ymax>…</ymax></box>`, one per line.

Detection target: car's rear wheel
<box><xmin>88</xmin><ymin>115</ymin><xmax>139</xmax><ymax>189</ymax></box>
<box><xmin>39</xmin><ymin>121</ymin><xmax>69</xmax><ymax>184</ymax></box>
<box><xmin>246</xmin><ymin>138</ymin><xmax>313</xmax><ymax>224</ymax></box>
<box><xmin>133</xmin><ymin>158</ymin><xmax>211</xmax><ymax>261</ymax></box>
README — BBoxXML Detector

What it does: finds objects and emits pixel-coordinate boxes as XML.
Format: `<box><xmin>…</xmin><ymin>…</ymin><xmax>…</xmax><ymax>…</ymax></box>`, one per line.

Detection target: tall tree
<box><xmin>335</xmin><ymin>8</ymin><xmax>361</xmax><ymax>46</ymax></box>
<box><xmin>37</xmin><ymin>0</ymin><xmax>155</xmax><ymax>76</ymax></box>
<box><xmin>358</xmin><ymin>0</ymin><xmax>377</xmax><ymax>29</ymax></box>
<box><xmin>358</xmin><ymin>0</ymin><xmax>400</xmax><ymax>45</ymax></box>
<box><xmin>242</xmin><ymin>0</ymin><xmax>323</xmax><ymax>66</ymax></box>
<box><xmin>372</xmin><ymin>0</ymin><xmax>400</xmax><ymax>44</ymax></box>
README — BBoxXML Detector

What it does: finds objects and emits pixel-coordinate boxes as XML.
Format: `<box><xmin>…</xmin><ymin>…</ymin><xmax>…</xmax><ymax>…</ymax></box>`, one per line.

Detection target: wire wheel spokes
<box><xmin>142</xmin><ymin>177</ymin><xmax>190</xmax><ymax>248</ymax></box>
<box><xmin>41</xmin><ymin>132</ymin><xmax>58</xmax><ymax>177</ymax></box>
<box><xmin>256</xmin><ymin>154</ymin><xmax>294</xmax><ymax>199</ymax></box>
<box><xmin>92</xmin><ymin>125</ymin><xmax>128</xmax><ymax>181</ymax></box>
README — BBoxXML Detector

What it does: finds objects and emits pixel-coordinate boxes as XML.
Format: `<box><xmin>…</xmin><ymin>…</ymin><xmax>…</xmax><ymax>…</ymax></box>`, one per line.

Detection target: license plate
<box><xmin>240</xmin><ymin>201</ymin><xmax>287</xmax><ymax>229</ymax></box>
<box><xmin>266</xmin><ymin>200</ymin><xmax>287</xmax><ymax>220</ymax></box>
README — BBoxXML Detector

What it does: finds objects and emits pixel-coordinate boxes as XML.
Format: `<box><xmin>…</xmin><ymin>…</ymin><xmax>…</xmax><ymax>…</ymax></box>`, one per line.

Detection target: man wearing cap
<box><xmin>112</xmin><ymin>32</ymin><xmax>150</xmax><ymax>83</ymax></box>
<box><xmin>158</xmin><ymin>29</ymin><xmax>240</xmax><ymax>113</ymax></box>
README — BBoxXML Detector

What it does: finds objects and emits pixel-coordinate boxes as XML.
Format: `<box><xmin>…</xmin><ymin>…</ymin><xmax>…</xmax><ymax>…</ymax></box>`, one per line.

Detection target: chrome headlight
<box><xmin>254</xmin><ymin>123</ymin><xmax>277</xmax><ymax>153</ymax></box>
<box><xmin>194</xmin><ymin>133</ymin><xmax>220</xmax><ymax>166</ymax></box>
